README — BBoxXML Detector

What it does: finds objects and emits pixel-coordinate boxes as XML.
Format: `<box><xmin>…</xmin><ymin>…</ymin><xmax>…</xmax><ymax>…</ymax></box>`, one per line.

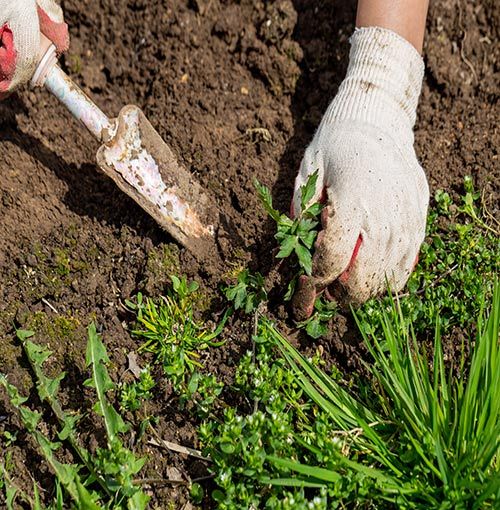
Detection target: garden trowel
<box><xmin>32</xmin><ymin>35</ymin><xmax>219</xmax><ymax>259</ymax></box>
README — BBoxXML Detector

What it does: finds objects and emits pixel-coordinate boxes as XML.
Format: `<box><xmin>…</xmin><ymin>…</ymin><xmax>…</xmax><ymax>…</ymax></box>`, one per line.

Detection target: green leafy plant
<box><xmin>254</xmin><ymin>172</ymin><xmax>340</xmax><ymax>338</ymax></box>
<box><xmin>224</xmin><ymin>269</ymin><xmax>267</xmax><ymax>314</ymax></box>
<box><xmin>119</xmin><ymin>366</ymin><xmax>155</xmax><ymax>412</ymax></box>
<box><xmin>198</xmin><ymin>343</ymin><xmax>314</xmax><ymax>509</ymax></box>
<box><xmin>2</xmin><ymin>430</ymin><xmax>17</xmax><ymax>447</ymax></box>
<box><xmin>255</xmin><ymin>171</ymin><xmax>323</xmax><ymax>276</ymax></box>
<box><xmin>254</xmin><ymin>172</ymin><xmax>340</xmax><ymax>339</ymax></box>
<box><xmin>180</xmin><ymin>372</ymin><xmax>224</xmax><ymax>419</ymax></box>
<box><xmin>0</xmin><ymin>325</ymin><xmax>149</xmax><ymax>509</ymax></box>
<box><xmin>296</xmin><ymin>297</ymin><xmax>338</xmax><ymax>339</ymax></box>
<box><xmin>126</xmin><ymin>277</ymin><xmax>226</xmax><ymax>391</ymax></box>
<box><xmin>459</xmin><ymin>176</ymin><xmax>497</xmax><ymax>234</ymax></box>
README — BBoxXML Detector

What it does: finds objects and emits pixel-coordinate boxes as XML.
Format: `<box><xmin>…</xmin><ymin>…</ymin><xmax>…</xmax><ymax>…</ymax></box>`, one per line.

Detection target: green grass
<box><xmin>270</xmin><ymin>284</ymin><xmax>499</xmax><ymax>507</ymax></box>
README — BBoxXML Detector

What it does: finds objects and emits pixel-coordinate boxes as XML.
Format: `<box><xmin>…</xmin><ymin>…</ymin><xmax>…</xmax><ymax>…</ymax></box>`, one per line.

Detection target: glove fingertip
<box><xmin>292</xmin><ymin>276</ymin><xmax>317</xmax><ymax>322</ymax></box>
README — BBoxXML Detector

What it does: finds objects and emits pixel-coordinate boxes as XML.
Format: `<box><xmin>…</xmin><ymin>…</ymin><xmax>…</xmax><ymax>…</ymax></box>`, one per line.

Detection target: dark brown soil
<box><xmin>0</xmin><ymin>0</ymin><xmax>498</xmax><ymax>507</ymax></box>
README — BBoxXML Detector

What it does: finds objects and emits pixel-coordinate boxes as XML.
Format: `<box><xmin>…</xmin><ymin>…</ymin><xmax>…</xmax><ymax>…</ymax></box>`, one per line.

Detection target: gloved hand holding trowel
<box><xmin>1</xmin><ymin>0</ymin><xmax>431</xmax><ymax>316</ymax></box>
<box><xmin>0</xmin><ymin>0</ymin><xmax>68</xmax><ymax>98</ymax></box>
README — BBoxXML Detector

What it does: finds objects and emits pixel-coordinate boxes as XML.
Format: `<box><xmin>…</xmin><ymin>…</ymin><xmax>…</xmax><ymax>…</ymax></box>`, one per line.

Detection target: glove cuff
<box><xmin>322</xmin><ymin>27</ymin><xmax>424</xmax><ymax>145</ymax></box>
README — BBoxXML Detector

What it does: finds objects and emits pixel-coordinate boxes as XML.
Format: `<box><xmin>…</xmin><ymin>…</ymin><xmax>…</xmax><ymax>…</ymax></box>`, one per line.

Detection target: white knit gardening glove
<box><xmin>292</xmin><ymin>27</ymin><xmax>429</xmax><ymax>319</ymax></box>
<box><xmin>0</xmin><ymin>0</ymin><xmax>68</xmax><ymax>98</ymax></box>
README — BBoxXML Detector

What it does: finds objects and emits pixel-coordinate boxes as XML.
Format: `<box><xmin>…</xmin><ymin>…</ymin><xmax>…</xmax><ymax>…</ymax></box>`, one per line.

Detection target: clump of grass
<box><xmin>0</xmin><ymin>325</ymin><xmax>149</xmax><ymax>509</ymax></box>
<box><xmin>267</xmin><ymin>282</ymin><xmax>499</xmax><ymax>507</ymax></box>
<box><xmin>126</xmin><ymin>276</ymin><xmax>227</xmax><ymax>418</ymax></box>
<box><xmin>126</xmin><ymin>276</ymin><xmax>226</xmax><ymax>387</ymax></box>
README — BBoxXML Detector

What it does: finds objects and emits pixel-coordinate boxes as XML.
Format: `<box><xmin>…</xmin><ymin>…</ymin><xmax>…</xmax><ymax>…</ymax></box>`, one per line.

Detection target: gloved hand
<box><xmin>292</xmin><ymin>27</ymin><xmax>429</xmax><ymax>320</ymax></box>
<box><xmin>0</xmin><ymin>0</ymin><xmax>68</xmax><ymax>99</ymax></box>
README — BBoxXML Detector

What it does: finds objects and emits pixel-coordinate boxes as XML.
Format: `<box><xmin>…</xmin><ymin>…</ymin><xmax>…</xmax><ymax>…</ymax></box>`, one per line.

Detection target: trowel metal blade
<box><xmin>96</xmin><ymin>105</ymin><xmax>219</xmax><ymax>258</ymax></box>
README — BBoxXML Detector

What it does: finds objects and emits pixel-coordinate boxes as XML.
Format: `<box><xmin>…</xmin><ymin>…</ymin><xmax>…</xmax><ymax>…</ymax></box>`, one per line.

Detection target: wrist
<box><xmin>321</xmin><ymin>27</ymin><xmax>424</xmax><ymax>146</ymax></box>
<box><xmin>355</xmin><ymin>0</ymin><xmax>429</xmax><ymax>54</ymax></box>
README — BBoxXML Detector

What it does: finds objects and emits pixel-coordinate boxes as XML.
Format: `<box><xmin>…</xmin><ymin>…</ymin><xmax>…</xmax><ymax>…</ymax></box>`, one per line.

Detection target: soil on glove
<box><xmin>0</xmin><ymin>0</ymin><xmax>498</xmax><ymax>506</ymax></box>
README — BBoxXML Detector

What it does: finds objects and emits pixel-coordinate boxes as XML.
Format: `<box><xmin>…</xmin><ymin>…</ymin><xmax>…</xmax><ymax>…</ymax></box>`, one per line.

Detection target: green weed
<box><xmin>119</xmin><ymin>366</ymin><xmax>155</xmax><ymax>412</ymax></box>
<box><xmin>254</xmin><ymin>172</ymin><xmax>339</xmax><ymax>338</ymax></box>
<box><xmin>296</xmin><ymin>297</ymin><xmax>338</xmax><ymax>339</ymax></box>
<box><xmin>180</xmin><ymin>372</ymin><xmax>224</xmax><ymax>419</ymax></box>
<box><xmin>0</xmin><ymin>325</ymin><xmax>149</xmax><ymax>509</ymax></box>
<box><xmin>126</xmin><ymin>276</ymin><xmax>227</xmax><ymax>418</ymax></box>
<box><xmin>224</xmin><ymin>269</ymin><xmax>267</xmax><ymax>314</ymax></box>
<box><xmin>255</xmin><ymin>171</ymin><xmax>323</xmax><ymax>277</ymax></box>
<box><xmin>126</xmin><ymin>277</ymin><xmax>225</xmax><ymax>388</ymax></box>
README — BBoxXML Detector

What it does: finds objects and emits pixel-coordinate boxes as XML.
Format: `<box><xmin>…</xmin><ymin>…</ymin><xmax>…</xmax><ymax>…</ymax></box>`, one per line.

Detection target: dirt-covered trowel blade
<box><xmin>96</xmin><ymin>105</ymin><xmax>219</xmax><ymax>258</ymax></box>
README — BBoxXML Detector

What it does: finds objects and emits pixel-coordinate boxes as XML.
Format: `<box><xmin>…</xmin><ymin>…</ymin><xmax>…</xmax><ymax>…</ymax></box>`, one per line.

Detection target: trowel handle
<box><xmin>32</xmin><ymin>34</ymin><xmax>115</xmax><ymax>143</ymax></box>
<box><xmin>45</xmin><ymin>65</ymin><xmax>116</xmax><ymax>142</ymax></box>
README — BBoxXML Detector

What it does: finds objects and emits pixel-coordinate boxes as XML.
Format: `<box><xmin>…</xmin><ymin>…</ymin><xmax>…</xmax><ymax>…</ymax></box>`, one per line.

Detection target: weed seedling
<box><xmin>126</xmin><ymin>276</ymin><xmax>226</xmax><ymax>390</ymax></box>
<box><xmin>224</xmin><ymin>269</ymin><xmax>267</xmax><ymax>314</ymax></box>
<box><xmin>254</xmin><ymin>172</ymin><xmax>339</xmax><ymax>338</ymax></box>
<box><xmin>254</xmin><ymin>170</ymin><xmax>323</xmax><ymax>276</ymax></box>
<box><xmin>296</xmin><ymin>297</ymin><xmax>338</xmax><ymax>339</ymax></box>
<box><xmin>119</xmin><ymin>365</ymin><xmax>155</xmax><ymax>412</ymax></box>
<box><xmin>181</xmin><ymin>372</ymin><xmax>224</xmax><ymax>419</ymax></box>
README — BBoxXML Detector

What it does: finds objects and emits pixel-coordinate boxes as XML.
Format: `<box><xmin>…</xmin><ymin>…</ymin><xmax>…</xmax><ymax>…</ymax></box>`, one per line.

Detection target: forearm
<box><xmin>356</xmin><ymin>0</ymin><xmax>429</xmax><ymax>53</ymax></box>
